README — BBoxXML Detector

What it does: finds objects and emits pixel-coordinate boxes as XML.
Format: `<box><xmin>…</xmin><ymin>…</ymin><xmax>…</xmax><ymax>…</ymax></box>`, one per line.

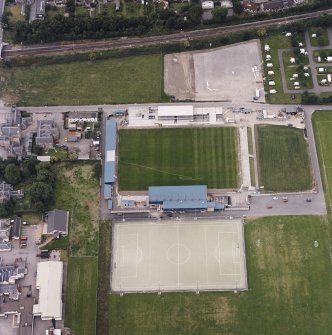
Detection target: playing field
<box><xmin>118</xmin><ymin>127</ymin><xmax>238</xmax><ymax>190</ymax></box>
<box><xmin>256</xmin><ymin>125</ymin><xmax>312</xmax><ymax>192</ymax></box>
<box><xmin>111</xmin><ymin>219</ymin><xmax>247</xmax><ymax>292</ymax></box>
<box><xmin>109</xmin><ymin>215</ymin><xmax>332</xmax><ymax>335</ymax></box>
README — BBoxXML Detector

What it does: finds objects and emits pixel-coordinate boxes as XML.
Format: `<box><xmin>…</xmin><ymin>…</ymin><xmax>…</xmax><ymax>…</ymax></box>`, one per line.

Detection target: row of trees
<box><xmin>9</xmin><ymin>4</ymin><xmax>206</xmax><ymax>44</ymax></box>
<box><xmin>6</xmin><ymin>0</ymin><xmax>331</xmax><ymax>44</ymax></box>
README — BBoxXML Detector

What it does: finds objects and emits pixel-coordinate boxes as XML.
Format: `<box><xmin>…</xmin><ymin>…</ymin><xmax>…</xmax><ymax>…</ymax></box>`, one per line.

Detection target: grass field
<box><xmin>118</xmin><ymin>127</ymin><xmax>238</xmax><ymax>190</ymax></box>
<box><xmin>263</xmin><ymin>34</ymin><xmax>302</xmax><ymax>104</ymax></box>
<box><xmin>0</xmin><ymin>54</ymin><xmax>163</xmax><ymax>106</ymax></box>
<box><xmin>256</xmin><ymin>125</ymin><xmax>312</xmax><ymax>192</ymax></box>
<box><xmin>65</xmin><ymin>257</ymin><xmax>98</xmax><ymax>335</ymax></box>
<box><xmin>54</xmin><ymin>162</ymin><xmax>100</xmax><ymax>256</ymax></box>
<box><xmin>309</xmin><ymin>27</ymin><xmax>329</xmax><ymax>47</ymax></box>
<box><xmin>282</xmin><ymin>51</ymin><xmax>313</xmax><ymax>90</ymax></box>
<box><xmin>109</xmin><ymin>215</ymin><xmax>332</xmax><ymax>335</ymax></box>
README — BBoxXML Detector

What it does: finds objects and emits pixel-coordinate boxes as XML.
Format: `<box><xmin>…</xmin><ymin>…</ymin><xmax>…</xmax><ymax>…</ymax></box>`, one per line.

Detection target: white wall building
<box><xmin>157</xmin><ymin>105</ymin><xmax>194</xmax><ymax>121</ymax></box>
<box><xmin>68</xmin><ymin>111</ymin><xmax>98</xmax><ymax>123</ymax></box>
<box><xmin>202</xmin><ymin>1</ymin><xmax>214</xmax><ymax>9</ymax></box>
<box><xmin>33</xmin><ymin>261</ymin><xmax>63</xmax><ymax>321</ymax></box>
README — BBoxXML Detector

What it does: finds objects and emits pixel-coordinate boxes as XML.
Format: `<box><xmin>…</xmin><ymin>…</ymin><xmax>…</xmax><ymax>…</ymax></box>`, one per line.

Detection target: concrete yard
<box><xmin>111</xmin><ymin>219</ymin><xmax>247</xmax><ymax>292</ymax></box>
<box><xmin>164</xmin><ymin>40</ymin><xmax>265</xmax><ymax>103</ymax></box>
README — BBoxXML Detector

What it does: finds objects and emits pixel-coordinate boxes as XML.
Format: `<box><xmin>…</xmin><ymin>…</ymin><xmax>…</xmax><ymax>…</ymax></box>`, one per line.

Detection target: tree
<box><xmin>256</xmin><ymin>28</ymin><xmax>267</xmax><ymax>37</ymax></box>
<box><xmin>29</xmin><ymin>182</ymin><xmax>54</xmax><ymax>211</ymax></box>
<box><xmin>188</xmin><ymin>4</ymin><xmax>203</xmax><ymax>25</ymax></box>
<box><xmin>212</xmin><ymin>7</ymin><xmax>228</xmax><ymax>23</ymax></box>
<box><xmin>4</xmin><ymin>163</ymin><xmax>21</xmax><ymax>185</ymax></box>
<box><xmin>233</xmin><ymin>1</ymin><xmax>243</xmax><ymax>15</ymax></box>
<box><xmin>21</xmin><ymin>158</ymin><xmax>38</xmax><ymax>179</ymax></box>
<box><xmin>36</xmin><ymin>163</ymin><xmax>55</xmax><ymax>186</ymax></box>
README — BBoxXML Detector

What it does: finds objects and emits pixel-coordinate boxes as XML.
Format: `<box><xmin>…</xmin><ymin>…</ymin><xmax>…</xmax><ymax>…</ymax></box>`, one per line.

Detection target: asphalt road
<box><xmin>3</xmin><ymin>8</ymin><xmax>332</xmax><ymax>58</ymax></box>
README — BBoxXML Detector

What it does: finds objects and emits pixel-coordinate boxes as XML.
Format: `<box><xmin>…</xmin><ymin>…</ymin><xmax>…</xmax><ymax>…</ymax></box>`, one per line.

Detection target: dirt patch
<box><xmin>164</xmin><ymin>52</ymin><xmax>195</xmax><ymax>100</ymax></box>
<box><xmin>164</xmin><ymin>40</ymin><xmax>265</xmax><ymax>103</ymax></box>
<box><xmin>1</xmin><ymin>92</ymin><xmax>18</xmax><ymax>105</ymax></box>
<box><xmin>211</xmin><ymin>296</ymin><xmax>235</xmax><ymax>325</ymax></box>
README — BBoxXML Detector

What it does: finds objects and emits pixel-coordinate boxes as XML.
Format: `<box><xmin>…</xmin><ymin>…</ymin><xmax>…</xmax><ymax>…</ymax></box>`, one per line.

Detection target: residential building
<box><xmin>47</xmin><ymin>209</ymin><xmax>69</xmax><ymax>236</ymax></box>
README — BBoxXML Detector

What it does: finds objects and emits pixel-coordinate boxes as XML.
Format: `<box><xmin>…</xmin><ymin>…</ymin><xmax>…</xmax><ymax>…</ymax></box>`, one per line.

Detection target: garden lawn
<box><xmin>0</xmin><ymin>54</ymin><xmax>163</xmax><ymax>106</ymax></box>
<box><xmin>256</xmin><ymin>125</ymin><xmax>312</xmax><ymax>192</ymax></box>
<box><xmin>118</xmin><ymin>127</ymin><xmax>238</xmax><ymax>190</ymax></box>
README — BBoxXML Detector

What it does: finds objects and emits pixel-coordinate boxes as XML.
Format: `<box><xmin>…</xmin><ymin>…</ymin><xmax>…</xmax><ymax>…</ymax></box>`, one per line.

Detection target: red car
<box><xmin>266</xmin><ymin>205</ymin><xmax>273</xmax><ymax>209</ymax></box>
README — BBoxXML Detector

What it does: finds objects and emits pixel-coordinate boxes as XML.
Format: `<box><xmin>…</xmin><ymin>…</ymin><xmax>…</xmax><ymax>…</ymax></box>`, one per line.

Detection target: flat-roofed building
<box><xmin>33</xmin><ymin>261</ymin><xmax>63</xmax><ymax>321</ymax></box>
<box><xmin>157</xmin><ymin>105</ymin><xmax>194</xmax><ymax>121</ymax></box>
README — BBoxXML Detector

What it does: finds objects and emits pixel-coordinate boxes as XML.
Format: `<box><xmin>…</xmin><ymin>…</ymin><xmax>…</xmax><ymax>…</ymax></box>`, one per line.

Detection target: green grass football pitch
<box><xmin>118</xmin><ymin>127</ymin><xmax>239</xmax><ymax>190</ymax></box>
<box><xmin>256</xmin><ymin>124</ymin><xmax>312</xmax><ymax>192</ymax></box>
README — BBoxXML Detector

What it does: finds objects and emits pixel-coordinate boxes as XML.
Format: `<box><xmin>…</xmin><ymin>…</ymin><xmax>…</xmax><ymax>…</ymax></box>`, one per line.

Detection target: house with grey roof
<box><xmin>47</xmin><ymin>209</ymin><xmax>69</xmax><ymax>236</ymax></box>
<box><xmin>0</xmin><ymin>219</ymin><xmax>11</xmax><ymax>252</ymax></box>
<box><xmin>0</xmin><ymin>182</ymin><xmax>24</xmax><ymax>203</ymax></box>
<box><xmin>35</xmin><ymin>120</ymin><xmax>59</xmax><ymax>149</ymax></box>
<box><xmin>0</xmin><ymin>107</ymin><xmax>33</xmax><ymax>158</ymax></box>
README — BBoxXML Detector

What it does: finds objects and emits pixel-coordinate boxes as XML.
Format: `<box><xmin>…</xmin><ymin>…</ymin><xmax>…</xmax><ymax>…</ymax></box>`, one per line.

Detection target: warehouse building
<box><xmin>33</xmin><ymin>261</ymin><xmax>63</xmax><ymax>321</ymax></box>
<box><xmin>103</xmin><ymin>120</ymin><xmax>117</xmax><ymax>209</ymax></box>
<box><xmin>149</xmin><ymin>185</ymin><xmax>224</xmax><ymax>212</ymax></box>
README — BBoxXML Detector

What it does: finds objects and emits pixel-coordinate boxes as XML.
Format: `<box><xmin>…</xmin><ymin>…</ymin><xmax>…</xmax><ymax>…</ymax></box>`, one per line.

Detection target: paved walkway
<box><xmin>278</xmin><ymin>28</ymin><xmax>332</xmax><ymax>95</ymax></box>
<box><xmin>239</xmin><ymin>126</ymin><xmax>251</xmax><ymax>189</ymax></box>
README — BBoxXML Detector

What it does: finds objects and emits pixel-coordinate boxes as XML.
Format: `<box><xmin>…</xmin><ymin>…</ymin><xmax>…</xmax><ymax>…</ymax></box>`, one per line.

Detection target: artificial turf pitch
<box><xmin>118</xmin><ymin>127</ymin><xmax>238</xmax><ymax>190</ymax></box>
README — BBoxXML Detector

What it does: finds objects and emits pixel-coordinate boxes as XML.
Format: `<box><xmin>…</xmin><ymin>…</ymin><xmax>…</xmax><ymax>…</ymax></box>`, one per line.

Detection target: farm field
<box><xmin>0</xmin><ymin>54</ymin><xmax>163</xmax><ymax>106</ymax></box>
<box><xmin>256</xmin><ymin>125</ymin><xmax>312</xmax><ymax>192</ymax></box>
<box><xmin>65</xmin><ymin>257</ymin><xmax>98</xmax><ymax>335</ymax></box>
<box><xmin>118</xmin><ymin>127</ymin><xmax>238</xmax><ymax>190</ymax></box>
<box><xmin>54</xmin><ymin>162</ymin><xmax>100</xmax><ymax>256</ymax></box>
<box><xmin>109</xmin><ymin>215</ymin><xmax>332</xmax><ymax>335</ymax></box>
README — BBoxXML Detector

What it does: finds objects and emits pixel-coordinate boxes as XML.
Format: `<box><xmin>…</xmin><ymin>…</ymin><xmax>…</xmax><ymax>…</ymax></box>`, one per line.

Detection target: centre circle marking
<box><xmin>166</xmin><ymin>244</ymin><xmax>191</xmax><ymax>265</ymax></box>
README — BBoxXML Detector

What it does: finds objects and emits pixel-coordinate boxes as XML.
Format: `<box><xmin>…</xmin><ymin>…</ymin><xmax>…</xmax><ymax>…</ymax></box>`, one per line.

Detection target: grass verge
<box><xmin>65</xmin><ymin>257</ymin><xmax>98</xmax><ymax>335</ymax></box>
<box><xmin>118</xmin><ymin>127</ymin><xmax>238</xmax><ymax>190</ymax></box>
<box><xmin>256</xmin><ymin>124</ymin><xmax>312</xmax><ymax>192</ymax></box>
<box><xmin>312</xmin><ymin>111</ymin><xmax>332</xmax><ymax>212</ymax></box>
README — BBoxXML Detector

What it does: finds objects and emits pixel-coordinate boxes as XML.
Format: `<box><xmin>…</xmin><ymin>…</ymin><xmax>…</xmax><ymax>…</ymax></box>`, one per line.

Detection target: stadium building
<box><xmin>148</xmin><ymin>185</ymin><xmax>224</xmax><ymax>212</ymax></box>
<box><xmin>103</xmin><ymin>119</ymin><xmax>117</xmax><ymax>209</ymax></box>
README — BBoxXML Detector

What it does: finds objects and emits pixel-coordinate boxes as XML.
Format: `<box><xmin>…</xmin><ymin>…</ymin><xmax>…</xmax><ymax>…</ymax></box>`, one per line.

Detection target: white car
<box><xmin>273</xmin><ymin>196</ymin><xmax>279</xmax><ymax>200</ymax></box>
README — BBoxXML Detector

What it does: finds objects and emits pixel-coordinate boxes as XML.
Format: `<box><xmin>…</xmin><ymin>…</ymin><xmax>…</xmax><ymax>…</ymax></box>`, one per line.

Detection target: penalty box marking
<box><xmin>116</xmin><ymin>232</ymin><xmax>140</xmax><ymax>279</ymax></box>
<box><xmin>217</xmin><ymin>231</ymin><xmax>242</xmax><ymax>277</ymax></box>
